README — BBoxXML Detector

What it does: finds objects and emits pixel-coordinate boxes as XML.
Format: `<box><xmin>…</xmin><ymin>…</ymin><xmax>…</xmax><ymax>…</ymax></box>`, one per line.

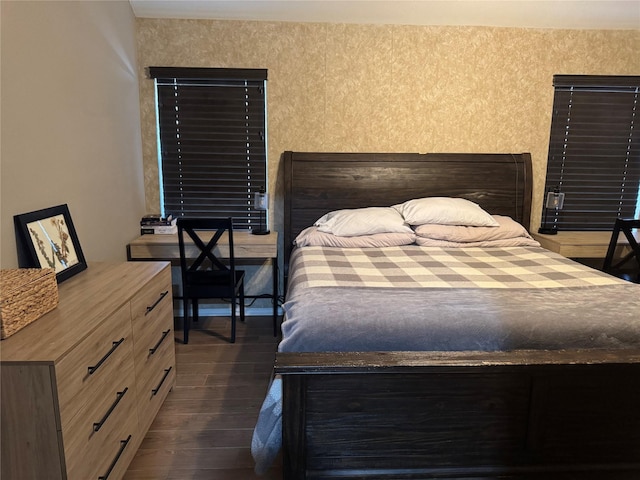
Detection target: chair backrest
<box><xmin>176</xmin><ymin>217</ymin><xmax>237</xmax><ymax>283</ymax></box>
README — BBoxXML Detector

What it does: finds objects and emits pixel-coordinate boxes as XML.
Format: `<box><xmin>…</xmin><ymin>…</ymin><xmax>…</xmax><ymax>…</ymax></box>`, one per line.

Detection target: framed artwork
<box><xmin>14</xmin><ymin>204</ymin><xmax>87</xmax><ymax>283</ymax></box>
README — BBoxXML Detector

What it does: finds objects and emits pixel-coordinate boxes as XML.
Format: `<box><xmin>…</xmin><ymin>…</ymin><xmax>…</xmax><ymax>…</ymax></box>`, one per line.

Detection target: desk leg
<box><xmin>273</xmin><ymin>255</ymin><xmax>278</xmax><ymax>337</ymax></box>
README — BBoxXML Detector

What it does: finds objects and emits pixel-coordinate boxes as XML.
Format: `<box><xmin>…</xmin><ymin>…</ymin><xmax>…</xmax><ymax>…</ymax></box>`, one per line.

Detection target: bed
<box><xmin>252</xmin><ymin>151</ymin><xmax>640</xmax><ymax>479</ymax></box>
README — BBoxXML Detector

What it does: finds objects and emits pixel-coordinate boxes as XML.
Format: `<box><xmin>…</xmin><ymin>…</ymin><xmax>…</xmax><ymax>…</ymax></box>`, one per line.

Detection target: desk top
<box><xmin>127</xmin><ymin>231</ymin><xmax>278</xmax><ymax>260</ymax></box>
<box><xmin>531</xmin><ymin>231</ymin><xmax>638</xmax><ymax>259</ymax></box>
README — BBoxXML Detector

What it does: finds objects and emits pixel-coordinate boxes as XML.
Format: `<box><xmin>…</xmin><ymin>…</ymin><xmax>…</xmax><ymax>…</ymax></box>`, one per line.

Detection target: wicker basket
<box><xmin>0</xmin><ymin>268</ymin><xmax>59</xmax><ymax>339</ymax></box>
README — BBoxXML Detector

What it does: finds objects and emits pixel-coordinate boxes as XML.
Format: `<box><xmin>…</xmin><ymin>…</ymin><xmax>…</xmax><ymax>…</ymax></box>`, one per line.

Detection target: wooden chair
<box><xmin>177</xmin><ymin>217</ymin><xmax>246</xmax><ymax>343</ymax></box>
<box><xmin>602</xmin><ymin>218</ymin><xmax>640</xmax><ymax>283</ymax></box>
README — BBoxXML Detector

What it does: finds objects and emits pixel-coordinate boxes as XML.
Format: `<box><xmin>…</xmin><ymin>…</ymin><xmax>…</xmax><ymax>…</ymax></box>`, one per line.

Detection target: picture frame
<box><xmin>14</xmin><ymin>204</ymin><xmax>87</xmax><ymax>283</ymax></box>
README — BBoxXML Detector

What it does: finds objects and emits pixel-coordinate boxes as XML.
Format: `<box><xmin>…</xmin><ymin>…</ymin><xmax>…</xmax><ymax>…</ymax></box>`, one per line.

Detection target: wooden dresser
<box><xmin>0</xmin><ymin>262</ymin><xmax>176</xmax><ymax>480</ymax></box>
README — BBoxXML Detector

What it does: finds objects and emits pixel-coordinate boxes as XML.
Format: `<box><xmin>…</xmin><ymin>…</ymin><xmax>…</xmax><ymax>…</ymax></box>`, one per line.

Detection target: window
<box><xmin>148</xmin><ymin>67</ymin><xmax>268</xmax><ymax>230</ymax></box>
<box><xmin>541</xmin><ymin>75</ymin><xmax>640</xmax><ymax>231</ymax></box>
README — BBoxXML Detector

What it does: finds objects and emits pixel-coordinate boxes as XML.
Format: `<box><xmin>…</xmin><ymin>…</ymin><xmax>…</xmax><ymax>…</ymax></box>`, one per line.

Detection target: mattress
<box><xmin>252</xmin><ymin>245</ymin><xmax>640</xmax><ymax>473</ymax></box>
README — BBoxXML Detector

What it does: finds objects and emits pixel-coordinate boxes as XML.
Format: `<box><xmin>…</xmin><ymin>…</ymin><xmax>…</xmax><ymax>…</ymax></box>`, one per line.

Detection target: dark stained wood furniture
<box><xmin>603</xmin><ymin>217</ymin><xmax>640</xmax><ymax>283</ymax></box>
<box><xmin>276</xmin><ymin>151</ymin><xmax>640</xmax><ymax>480</ymax></box>
<box><xmin>283</xmin><ymin>151</ymin><xmax>532</xmax><ymax>270</ymax></box>
<box><xmin>277</xmin><ymin>351</ymin><xmax>640</xmax><ymax>480</ymax></box>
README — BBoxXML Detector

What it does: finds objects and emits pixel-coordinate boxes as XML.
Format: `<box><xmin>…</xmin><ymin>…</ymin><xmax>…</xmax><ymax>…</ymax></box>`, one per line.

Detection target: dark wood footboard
<box><xmin>276</xmin><ymin>350</ymin><xmax>640</xmax><ymax>480</ymax></box>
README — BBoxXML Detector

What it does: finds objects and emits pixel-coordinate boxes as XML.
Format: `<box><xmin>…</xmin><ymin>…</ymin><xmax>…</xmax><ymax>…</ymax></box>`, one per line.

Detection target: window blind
<box><xmin>542</xmin><ymin>75</ymin><xmax>640</xmax><ymax>231</ymax></box>
<box><xmin>148</xmin><ymin>67</ymin><xmax>268</xmax><ymax>230</ymax></box>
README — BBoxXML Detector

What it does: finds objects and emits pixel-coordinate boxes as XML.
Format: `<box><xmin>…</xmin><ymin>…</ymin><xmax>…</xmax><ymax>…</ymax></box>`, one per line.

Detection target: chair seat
<box><xmin>184</xmin><ymin>270</ymin><xmax>245</xmax><ymax>298</ymax></box>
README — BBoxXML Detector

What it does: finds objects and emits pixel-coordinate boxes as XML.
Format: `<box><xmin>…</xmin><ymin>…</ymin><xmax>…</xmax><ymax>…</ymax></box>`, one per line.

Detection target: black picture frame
<box><xmin>14</xmin><ymin>204</ymin><xmax>87</xmax><ymax>283</ymax></box>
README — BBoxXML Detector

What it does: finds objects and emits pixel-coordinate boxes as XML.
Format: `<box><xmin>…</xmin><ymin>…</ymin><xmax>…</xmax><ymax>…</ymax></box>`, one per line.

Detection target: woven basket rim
<box><xmin>0</xmin><ymin>269</ymin><xmax>56</xmax><ymax>298</ymax></box>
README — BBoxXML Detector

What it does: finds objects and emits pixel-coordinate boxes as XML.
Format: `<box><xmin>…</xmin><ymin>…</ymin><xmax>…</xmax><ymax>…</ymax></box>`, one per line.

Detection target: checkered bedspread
<box><xmin>287</xmin><ymin>245</ymin><xmax>624</xmax><ymax>293</ymax></box>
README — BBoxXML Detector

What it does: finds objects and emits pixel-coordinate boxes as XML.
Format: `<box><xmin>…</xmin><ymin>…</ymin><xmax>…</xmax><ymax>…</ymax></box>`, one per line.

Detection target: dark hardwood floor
<box><xmin>124</xmin><ymin>316</ymin><xmax>283</xmax><ymax>480</ymax></box>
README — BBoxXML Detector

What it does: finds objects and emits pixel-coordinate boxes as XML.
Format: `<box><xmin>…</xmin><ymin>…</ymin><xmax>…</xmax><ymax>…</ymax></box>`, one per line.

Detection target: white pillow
<box><xmin>315</xmin><ymin>207</ymin><xmax>412</xmax><ymax>237</ymax></box>
<box><xmin>392</xmin><ymin>197</ymin><xmax>499</xmax><ymax>227</ymax></box>
<box><xmin>294</xmin><ymin>226</ymin><xmax>416</xmax><ymax>247</ymax></box>
<box><xmin>413</xmin><ymin>215</ymin><xmax>531</xmax><ymax>242</ymax></box>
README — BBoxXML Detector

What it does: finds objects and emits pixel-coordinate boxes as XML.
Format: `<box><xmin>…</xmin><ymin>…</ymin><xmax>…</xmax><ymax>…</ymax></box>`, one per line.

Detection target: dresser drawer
<box><xmin>63</xmin><ymin>369</ymin><xmax>138</xmax><ymax>480</ymax></box>
<box><xmin>136</xmin><ymin>334</ymin><xmax>175</xmax><ymax>433</ymax></box>
<box><xmin>132</xmin><ymin>290</ymin><xmax>173</xmax><ymax>371</ymax></box>
<box><xmin>133</xmin><ymin>315</ymin><xmax>174</xmax><ymax>387</ymax></box>
<box><xmin>130</xmin><ymin>266</ymin><xmax>171</xmax><ymax>330</ymax></box>
<box><xmin>92</xmin><ymin>407</ymin><xmax>140</xmax><ymax>480</ymax></box>
<box><xmin>130</xmin><ymin>265</ymin><xmax>175</xmax><ymax>433</ymax></box>
<box><xmin>56</xmin><ymin>303</ymin><xmax>134</xmax><ymax>430</ymax></box>
<box><xmin>131</xmin><ymin>267</ymin><xmax>173</xmax><ymax>370</ymax></box>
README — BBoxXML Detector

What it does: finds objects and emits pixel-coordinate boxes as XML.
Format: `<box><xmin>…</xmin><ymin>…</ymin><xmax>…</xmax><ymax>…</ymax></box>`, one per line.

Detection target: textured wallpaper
<box><xmin>136</xmin><ymin>19</ymin><xmax>639</xmax><ymax>232</ymax></box>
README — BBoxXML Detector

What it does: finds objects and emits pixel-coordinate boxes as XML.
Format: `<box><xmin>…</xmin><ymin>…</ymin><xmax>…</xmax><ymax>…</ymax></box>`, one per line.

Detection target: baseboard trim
<box><xmin>174</xmin><ymin>306</ymin><xmax>282</xmax><ymax>317</ymax></box>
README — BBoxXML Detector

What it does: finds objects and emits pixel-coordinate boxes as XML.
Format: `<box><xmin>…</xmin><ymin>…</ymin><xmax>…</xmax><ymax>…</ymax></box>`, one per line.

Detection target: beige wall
<box><xmin>1</xmin><ymin>0</ymin><xmax>144</xmax><ymax>269</ymax></box>
<box><xmin>137</xmin><ymin>19</ymin><xmax>639</xmax><ymax>233</ymax></box>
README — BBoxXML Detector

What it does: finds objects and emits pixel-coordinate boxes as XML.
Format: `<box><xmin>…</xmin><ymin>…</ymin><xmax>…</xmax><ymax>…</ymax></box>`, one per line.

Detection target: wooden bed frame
<box><xmin>276</xmin><ymin>151</ymin><xmax>640</xmax><ymax>480</ymax></box>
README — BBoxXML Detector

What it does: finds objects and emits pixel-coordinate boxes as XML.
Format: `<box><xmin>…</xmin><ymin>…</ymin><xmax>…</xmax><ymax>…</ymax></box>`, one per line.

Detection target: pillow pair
<box><xmin>314</xmin><ymin>197</ymin><xmax>498</xmax><ymax>238</ymax></box>
<box><xmin>297</xmin><ymin>206</ymin><xmax>413</xmax><ymax>248</ymax></box>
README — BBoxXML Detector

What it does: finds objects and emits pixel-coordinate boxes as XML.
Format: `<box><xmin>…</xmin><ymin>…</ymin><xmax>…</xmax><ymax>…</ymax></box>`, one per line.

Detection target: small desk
<box><xmin>531</xmin><ymin>231</ymin><xmax>638</xmax><ymax>259</ymax></box>
<box><xmin>127</xmin><ymin>231</ymin><xmax>279</xmax><ymax>334</ymax></box>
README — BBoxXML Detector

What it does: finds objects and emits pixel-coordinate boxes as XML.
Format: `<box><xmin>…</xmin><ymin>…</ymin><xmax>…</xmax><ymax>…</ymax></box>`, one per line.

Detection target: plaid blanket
<box><xmin>287</xmin><ymin>245</ymin><xmax>625</xmax><ymax>293</ymax></box>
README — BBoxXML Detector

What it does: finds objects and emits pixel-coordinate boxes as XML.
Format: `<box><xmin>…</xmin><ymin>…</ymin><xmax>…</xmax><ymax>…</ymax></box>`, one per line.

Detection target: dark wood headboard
<box><xmin>283</xmin><ymin>151</ymin><xmax>533</xmax><ymax>267</ymax></box>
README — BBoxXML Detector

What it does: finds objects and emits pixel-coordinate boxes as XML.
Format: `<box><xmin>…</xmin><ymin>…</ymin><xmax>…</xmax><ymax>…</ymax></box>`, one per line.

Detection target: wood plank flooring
<box><xmin>124</xmin><ymin>316</ymin><xmax>283</xmax><ymax>480</ymax></box>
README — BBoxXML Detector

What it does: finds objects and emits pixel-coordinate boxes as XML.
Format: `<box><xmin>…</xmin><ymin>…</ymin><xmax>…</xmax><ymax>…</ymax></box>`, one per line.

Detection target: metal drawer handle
<box><xmin>152</xmin><ymin>366</ymin><xmax>173</xmax><ymax>396</ymax></box>
<box><xmin>98</xmin><ymin>434</ymin><xmax>132</xmax><ymax>480</ymax></box>
<box><xmin>88</xmin><ymin>338</ymin><xmax>125</xmax><ymax>375</ymax></box>
<box><xmin>145</xmin><ymin>290</ymin><xmax>169</xmax><ymax>315</ymax></box>
<box><xmin>93</xmin><ymin>387</ymin><xmax>128</xmax><ymax>432</ymax></box>
<box><xmin>149</xmin><ymin>329</ymin><xmax>171</xmax><ymax>355</ymax></box>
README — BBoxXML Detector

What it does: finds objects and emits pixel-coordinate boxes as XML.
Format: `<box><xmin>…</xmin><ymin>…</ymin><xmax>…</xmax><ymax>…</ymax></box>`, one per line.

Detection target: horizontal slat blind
<box><xmin>542</xmin><ymin>75</ymin><xmax>640</xmax><ymax>231</ymax></box>
<box><xmin>149</xmin><ymin>68</ymin><xmax>267</xmax><ymax>230</ymax></box>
